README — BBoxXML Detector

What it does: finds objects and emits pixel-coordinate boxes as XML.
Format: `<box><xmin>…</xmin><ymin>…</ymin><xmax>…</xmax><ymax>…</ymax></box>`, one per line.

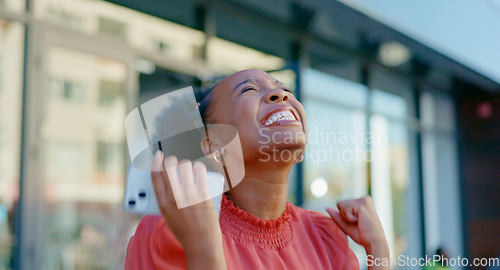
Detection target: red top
<box><xmin>125</xmin><ymin>195</ymin><xmax>359</xmax><ymax>269</ymax></box>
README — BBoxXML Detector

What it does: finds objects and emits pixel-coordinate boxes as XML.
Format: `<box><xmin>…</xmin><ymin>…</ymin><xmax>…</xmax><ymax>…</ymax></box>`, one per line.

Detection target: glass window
<box><xmin>98</xmin><ymin>17</ymin><xmax>127</xmax><ymax>41</ymax></box>
<box><xmin>49</xmin><ymin>77</ymin><xmax>87</xmax><ymax>104</ymax></box>
<box><xmin>421</xmin><ymin>91</ymin><xmax>456</xmax><ymax>132</ymax></box>
<box><xmin>371</xmin><ymin>66</ymin><xmax>414</xmax><ymax>119</ymax></box>
<box><xmin>303</xmin><ymin>68</ymin><xmax>367</xmax><ymax>109</ymax></box>
<box><xmin>98</xmin><ymin>80</ymin><xmax>124</xmax><ymax>107</ymax></box>
<box><xmin>34</xmin><ymin>0</ymin><xmax>206</xmax><ymax>64</ymax></box>
<box><xmin>370</xmin><ymin>114</ymin><xmax>410</xmax><ymax>259</ymax></box>
<box><xmin>34</xmin><ymin>0</ymin><xmax>285</xmax><ymax>74</ymax></box>
<box><xmin>96</xmin><ymin>141</ymin><xmax>123</xmax><ymax>176</ymax></box>
<box><xmin>302</xmin><ymin>69</ymin><xmax>369</xmax><ymax>209</ymax></box>
<box><xmin>302</xmin><ymin>68</ymin><xmax>369</xmax><ymax>262</ymax></box>
<box><xmin>41</xmin><ymin>46</ymin><xmax>131</xmax><ymax>269</ymax></box>
<box><xmin>44</xmin><ymin>140</ymin><xmax>85</xmax><ymax>182</ymax></box>
<box><xmin>372</xmin><ymin>89</ymin><xmax>407</xmax><ymax>120</ymax></box>
<box><xmin>46</xmin><ymin>6</ymin><xmax>86</xmax><ymax>31</ymax></box>
<box><xmin>303</xmin><ymin>102</ymin><xmax>369</xmax><ymax>208</ymax></box>
<box><xmin>370</xmin><ymin>67</ymin><xmax>415</xmax><ymax>263</ymax></box>
<box><xmin>0</xmin><ymin>0</ymin><xmax>25</xmax><ymax>13</ymax></box>
<box><xmin>0</xmin><ymin>20</ymin><xmax>24</xmax><ymax>269</ymax></box>
<box><xmin>421</xmin><ymin>91</ymin><xmax>462</xmax><ymax>257</ymax></box>
<box><xmin>207</xmin><ymin>37</ymin><xmax>284</xmax><ymax>73</ymax></box>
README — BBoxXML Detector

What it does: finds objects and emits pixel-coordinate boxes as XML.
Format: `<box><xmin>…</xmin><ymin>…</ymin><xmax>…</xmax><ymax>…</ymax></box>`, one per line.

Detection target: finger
<box><xmin>326</xmin><ymin>207</ymin><xmax>361</xmax><ymax>244</ymax></box>
<box><xmin>164</xmin><ymin>156</ymin><xmax>181</xmax><ymax>205</ymax></box>
<box><xmin>151</xmin><ymin>151</ymin><xmax>168</xmax><ymax>206</ymax></box>
<box><xmin>151</xmin><ymin>150</ymin><xmax>163</xmax><ymax>172</ymax></box>
<box><xmin>326</xmin><ymin>208</ymin><xmax>351</xmax><ymax>233</ymax></box>
<box><xmin>178</xmin><ymin>159</ymin><xmax>196</xmax><ymax>208</ymax></box>
<box><xmin>193</xmin><ymin>161</ymin><xmax>209</xmax><ymax>200</ymax></box>
<box><xmin>337</xmin><ymin>203</ymin><xmax>358</xmax><ymax>223</ymax></box>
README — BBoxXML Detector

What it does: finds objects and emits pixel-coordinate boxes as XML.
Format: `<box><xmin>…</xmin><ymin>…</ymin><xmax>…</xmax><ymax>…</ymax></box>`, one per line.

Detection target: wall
<box><xmin>456</xmin><ymin>81</ymin><xmax>500</xmax><ymax>263</ymax></box>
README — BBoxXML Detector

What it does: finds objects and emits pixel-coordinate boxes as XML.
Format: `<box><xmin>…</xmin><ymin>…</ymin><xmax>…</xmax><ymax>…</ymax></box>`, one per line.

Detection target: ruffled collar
<box><xmin>219</xmin><ymin>194</ymin><xmax>293</xmax><ymax>249</ymax></box>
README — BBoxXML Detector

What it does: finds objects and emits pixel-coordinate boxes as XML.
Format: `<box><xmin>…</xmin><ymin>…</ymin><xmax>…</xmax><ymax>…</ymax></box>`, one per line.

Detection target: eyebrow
<box><xmin>233</xmin><ymin>79</ymin><xmax>253</xmax><ymax>92</ymax></box>
<box><xmin>274</xmin><ymin>80</ymin><xmax>285</xmax><ymax>87</ymax></box>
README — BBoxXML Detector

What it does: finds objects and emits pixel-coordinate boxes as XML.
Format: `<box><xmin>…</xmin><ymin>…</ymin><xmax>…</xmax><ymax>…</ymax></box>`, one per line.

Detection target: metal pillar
<box><xmin>411</xmin><ymin>58</ymin><xmax>430</xmax><ymax>259</ymax></box>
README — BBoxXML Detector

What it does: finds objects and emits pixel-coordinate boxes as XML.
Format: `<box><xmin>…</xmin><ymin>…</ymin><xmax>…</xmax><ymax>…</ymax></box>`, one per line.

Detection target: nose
<box><xmin>264</xmin><ymin>88</ymin><xmax>289</xmax><ymax>103</ymax></box>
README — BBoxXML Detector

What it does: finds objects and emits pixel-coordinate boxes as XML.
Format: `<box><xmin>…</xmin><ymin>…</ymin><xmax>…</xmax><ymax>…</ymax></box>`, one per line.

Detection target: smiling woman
<box><xmin>124</xmin><ymin>70</ymin><xmax>389</xmax><ymax>270</ymax></box>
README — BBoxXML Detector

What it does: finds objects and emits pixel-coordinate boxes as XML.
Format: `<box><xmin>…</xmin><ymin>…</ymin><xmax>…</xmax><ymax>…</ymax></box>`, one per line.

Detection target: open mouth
<box><xmin>260</xmin><ymin>108</ymin><xmax>299</xmax><ymax>126</ymax></box>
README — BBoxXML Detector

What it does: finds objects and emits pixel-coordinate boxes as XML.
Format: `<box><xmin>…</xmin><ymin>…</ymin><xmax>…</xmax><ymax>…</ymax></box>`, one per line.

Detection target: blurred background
<box><xmin>0</xmin><ymin>0</ymin><xmax>498</xmax><ymax>269</ymax></box>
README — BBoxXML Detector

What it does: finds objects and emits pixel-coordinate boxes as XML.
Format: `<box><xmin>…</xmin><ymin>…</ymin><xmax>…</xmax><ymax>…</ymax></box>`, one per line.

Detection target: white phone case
<box><xmin>123</xmin><ymin>165</ymin><xmax>225</xmax><ymax>216</ymax></box>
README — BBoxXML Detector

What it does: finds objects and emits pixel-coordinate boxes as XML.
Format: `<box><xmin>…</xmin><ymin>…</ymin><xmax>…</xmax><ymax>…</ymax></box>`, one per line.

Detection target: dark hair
<box><xmin>196</xmin><ymin>82</ymin><xmax>219</xmax><ymax>125</ymax></box>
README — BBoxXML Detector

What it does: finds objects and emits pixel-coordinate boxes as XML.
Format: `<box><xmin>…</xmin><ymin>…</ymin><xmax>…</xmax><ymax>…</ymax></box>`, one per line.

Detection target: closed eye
<box><xmin>241</xmin><ymin>86</ymin><xmax>256</xmax><ymax>93</ymax></box>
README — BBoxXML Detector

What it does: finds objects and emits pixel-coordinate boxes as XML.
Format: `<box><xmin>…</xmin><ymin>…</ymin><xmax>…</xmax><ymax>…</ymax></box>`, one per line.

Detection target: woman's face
<box><xmin>208</xmin><ymin>69</ymin><xmax>307</xmax><ymax>162</ymax></box>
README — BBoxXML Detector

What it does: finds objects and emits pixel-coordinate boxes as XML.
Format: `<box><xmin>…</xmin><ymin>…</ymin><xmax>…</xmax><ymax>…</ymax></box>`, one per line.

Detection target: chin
<box><xmin>256</xmin><ymin>140</ymin><xmax>306</xmax><ymax>161</ymax></box>
<box><xmin>273</xmin><ymin>141</ymin><xmax>306</xmax><ymax>152</ymax></box>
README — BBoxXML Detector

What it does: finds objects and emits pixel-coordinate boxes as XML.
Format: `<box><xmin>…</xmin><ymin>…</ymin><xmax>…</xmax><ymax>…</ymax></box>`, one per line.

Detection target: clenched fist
<box><xmin>327</xmin><ymin>196</ymin><xmax>390</xmax><ymax>270</ymax></box>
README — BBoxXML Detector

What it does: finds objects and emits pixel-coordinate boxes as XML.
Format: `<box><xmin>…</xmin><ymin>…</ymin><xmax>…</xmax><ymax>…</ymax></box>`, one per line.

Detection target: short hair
<box><xmin>196</xmin><ymin>81</ymin><xmax>220</xmax><ymax>125</ymax></box>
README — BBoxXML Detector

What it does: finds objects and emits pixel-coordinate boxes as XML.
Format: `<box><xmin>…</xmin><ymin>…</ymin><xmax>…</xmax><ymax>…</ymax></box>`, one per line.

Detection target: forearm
<box><xmin>365</xmin><ymin>240</ymin><xmax>390</xmax><ymax>270</ymax></box>
<box><xmin>185</xmin><ymin>240</ymin><xmax>227</xmax><ymax>270</ymax></box>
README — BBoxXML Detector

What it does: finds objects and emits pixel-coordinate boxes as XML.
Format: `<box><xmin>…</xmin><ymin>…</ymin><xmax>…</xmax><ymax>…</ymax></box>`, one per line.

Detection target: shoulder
<box><xmin>130</xmin><ymin>214</ymin><xmax>183</xmax><ymax>249</ymax></box>
<box><xmin>289</xmin><ymin>204</ymin><xmax>344</xmax><ymax>237</ymax></box>
<box><xmin>128</xmin><ymin>215</ymin><xmax>169</xmax><ymax>245</ymax></box>
<box><xmin>135</xmin><ymin>215</ymin><xmax>164</xmax><ymax>234</ymax></box>
<box><xmin>125</xmin><ymin>216</ymin><xmax>161</xmax><ymax>269</ymax></box>
<box><xmin>125</xmin><ymin>215</ymin><xmax>186</xmax><ymax>269</ymax></box>
<box><xmin>126</xmin><ymin>215</ymin><xmax>162</xmax><ymax>249</ymax></box>
<box><xmin>307</xmin><ymin>208</ymin><xmax>345</xmax><ymax>238</ymax></box>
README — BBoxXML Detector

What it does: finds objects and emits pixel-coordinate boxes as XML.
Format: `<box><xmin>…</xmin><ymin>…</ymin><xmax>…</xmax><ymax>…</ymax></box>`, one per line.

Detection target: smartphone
<box><xmin>123</xmin><ymin>164</ymin><xmax>225</xmax><ymax>216</ymax></box>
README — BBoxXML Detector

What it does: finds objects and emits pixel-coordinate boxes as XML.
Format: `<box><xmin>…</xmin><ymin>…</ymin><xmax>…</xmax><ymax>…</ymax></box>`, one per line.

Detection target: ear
<box><xmin>200</xmin><ymin>137</ymin><xmax>222</xmax><ymax>156</ymax></box>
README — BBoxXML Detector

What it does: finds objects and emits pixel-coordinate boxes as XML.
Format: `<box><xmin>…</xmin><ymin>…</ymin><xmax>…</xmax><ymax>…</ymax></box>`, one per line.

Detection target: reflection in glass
<box><xmin>303</xmin><ymin>68</ymin><xmax>413</xmax><ymax>263</ymax></box>
<box><xmin>0</xmin><ymin>20</ymin><xmax>24</xmax><ymax>269</ymax></box>
<box><xmin>302</xmin><ymin>69</ymin><xmax>369</xmax><ymax>262</ymax></box>
<box><xmin>303</xmin><ymin>102</ymin><xmax>368</xmax><ymax>210</ymax></box>
<box><xmin>370</xmin><ymin>114</ymin><xmax>410</xmax><ymax>259</ymax></box>
<box><xmin>302</xmin><ymin>69</ymin><xmax>369</xmax><ymax>211</ymax></box>
<box><xmin>303</xmin><ymin>68</ymin><xmax>367</xmax><ymax>109</ymax></box>
<box><xmin>370</xmin><ymin>67</ymin><xmax>413</xmax><ymax>260</ymax></box>
<box><xmin>421</xmin><ymin>91</ymin><xmax>462</xmax><ymax>256</ymax></box>
<box><xmin>35</xmin><ymin>0</ymin><xmax>206</xmax><ymax>63</ymax></box>
<box><xmin>207</xmin><ymin>37</ymin><xmax>284</xmax><ymax>73</ymax></box>
<box><xmin>34</xmin><ymin>0</ymin><xmax>285</xmax><ymax>74</ymax></box>
<box><xmin>372</xmin><ymin>89</ymin><xmax>408</xmax><ymax>120</ymax></box>
<box><xmin>41</xmin><ymin>46</ymin><xmax>132</xmax><ymax>269</ymax></box>
<box><xmin>421</xmin><ymin>91</ymin><xmax>456</xmax><ymax>132</ymax></box>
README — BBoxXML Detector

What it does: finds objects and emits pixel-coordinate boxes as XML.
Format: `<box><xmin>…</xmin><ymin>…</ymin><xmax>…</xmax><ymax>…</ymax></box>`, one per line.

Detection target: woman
<box><xmin>125</xmin><ymin>69</ymin><xmax>389</xmax><ymax>269</ymax></box>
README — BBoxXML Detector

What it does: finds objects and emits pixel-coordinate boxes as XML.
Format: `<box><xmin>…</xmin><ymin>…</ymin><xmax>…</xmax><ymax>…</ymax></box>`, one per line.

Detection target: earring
<box><xmin>213</xmin><ymin>147</ymin><xmax>225</xmax><ymax>163</ymax></box>
<box><xmin>295</xmin><ymin>155</ymin><xmax>304</xmax><ymax>163</ymax></box>
<box><xmin>213</xmin><ymin>151</ymin><xmax>221</xmax><ymax>163</ymax></box>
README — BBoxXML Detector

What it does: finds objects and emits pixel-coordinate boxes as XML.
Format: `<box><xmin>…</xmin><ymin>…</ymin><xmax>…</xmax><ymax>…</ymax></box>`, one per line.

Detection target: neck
<box><xmin>226</xmin><ymin>160</ymin><xmax>294</xmax><ymax>220</ymax></box>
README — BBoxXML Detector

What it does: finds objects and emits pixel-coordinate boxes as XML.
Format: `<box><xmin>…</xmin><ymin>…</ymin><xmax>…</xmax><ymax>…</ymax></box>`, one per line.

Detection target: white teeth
<box><xmin>264</xmin><ymin>110</ymin><xmax>297</xmax><ymax>126</ymax></box>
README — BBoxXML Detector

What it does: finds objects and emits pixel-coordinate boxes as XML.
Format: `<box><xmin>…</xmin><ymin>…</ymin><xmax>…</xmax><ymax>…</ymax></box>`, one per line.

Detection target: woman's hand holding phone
<box><xmin>151</xmin><ymin>150</ymin><xmax>227</xmax><ymax>270</ymax></box>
